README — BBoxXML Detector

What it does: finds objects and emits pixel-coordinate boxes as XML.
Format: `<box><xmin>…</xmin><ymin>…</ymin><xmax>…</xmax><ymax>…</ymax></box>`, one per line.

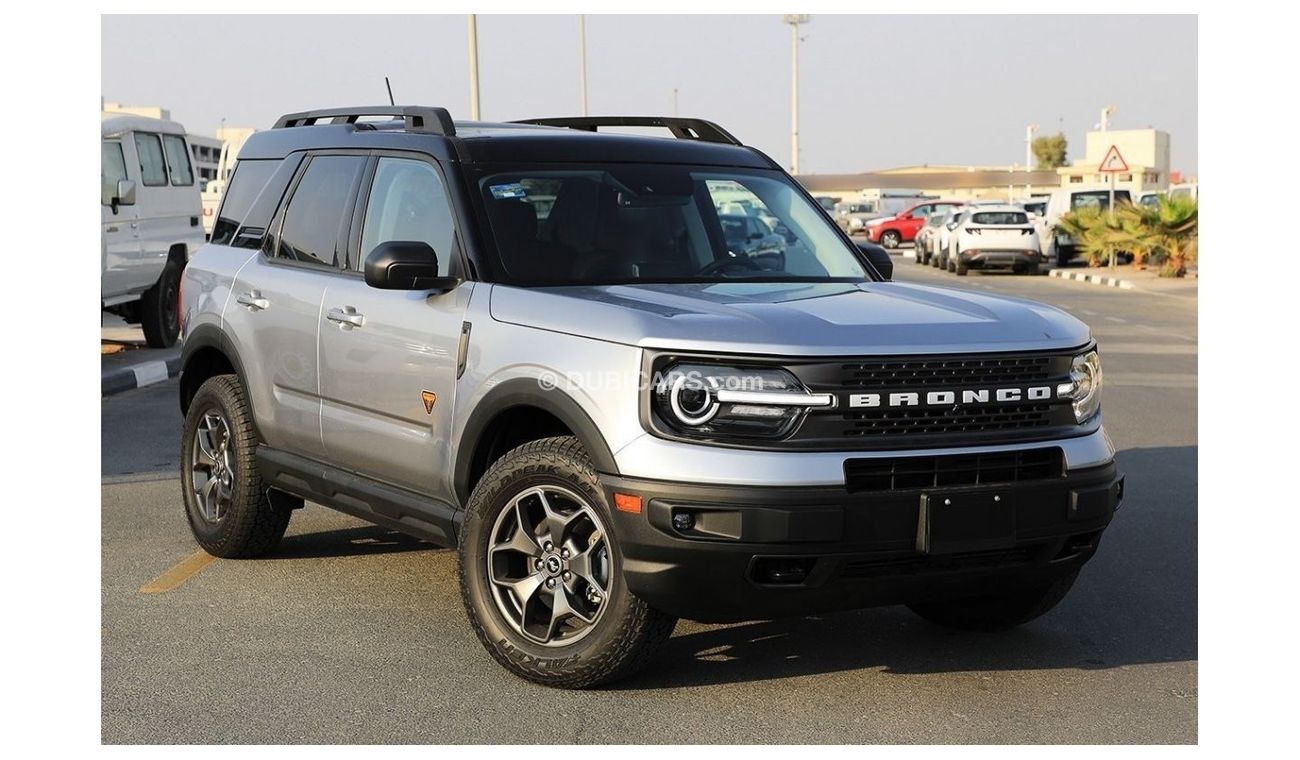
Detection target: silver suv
<box><xmin>178</xmin><ymin>107</ymin><xmax>1123</xmax><ymax>688</ymax></box>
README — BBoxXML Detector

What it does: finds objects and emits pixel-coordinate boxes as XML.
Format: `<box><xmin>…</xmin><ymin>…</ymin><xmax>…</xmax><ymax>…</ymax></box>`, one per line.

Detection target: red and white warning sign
<box><xmin>1097</xmin><ymin>144</ymin><xmax>1129</xmax><ymax>173</ymax></box>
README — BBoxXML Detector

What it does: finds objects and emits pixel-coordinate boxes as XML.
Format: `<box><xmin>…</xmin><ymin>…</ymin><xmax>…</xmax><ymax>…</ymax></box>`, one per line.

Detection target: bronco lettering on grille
<box><xmin>848</xmin><ymin>385</ymin><xmax>1058</xmax><ymax>408</ymax></box>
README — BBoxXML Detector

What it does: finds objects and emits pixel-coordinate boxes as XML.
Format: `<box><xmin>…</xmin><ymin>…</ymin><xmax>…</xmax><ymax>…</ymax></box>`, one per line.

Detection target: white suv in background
<box><xmin>944</xmin><ymin>205</ymin><xmax>1042</xmax><ymax>276</ymax></box>
<box><xmin>102</xmin><ymin>113</ymin><xmax>205</xmax><ymax>347</ymax></box>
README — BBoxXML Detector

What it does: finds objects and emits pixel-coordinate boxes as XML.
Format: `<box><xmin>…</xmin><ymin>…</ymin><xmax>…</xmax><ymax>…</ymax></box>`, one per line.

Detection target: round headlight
<box><xmin>1068</xmin><ymin>350</ymin><xmax>1103</xmax><ymax>422</ymax></box>
<box><xmin>668</xmin><ymin>374</ymin><xmax>720</xmax><ymax>426</ymax></box>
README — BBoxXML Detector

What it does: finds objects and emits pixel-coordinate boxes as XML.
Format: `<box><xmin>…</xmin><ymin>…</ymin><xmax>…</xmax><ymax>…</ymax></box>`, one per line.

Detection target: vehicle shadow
<box><xmin>270</xmin><ymin>525</ymin><xmax>439</xmax><ymax>560</ymax></box>
<box><xmin>612</xmin><ymin>445</ymin><xmax>1196</xmax><ymax>690</ymax></box>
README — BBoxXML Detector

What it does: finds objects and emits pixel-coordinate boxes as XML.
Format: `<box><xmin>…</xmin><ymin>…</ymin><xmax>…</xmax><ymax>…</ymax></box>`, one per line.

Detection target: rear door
<box><xmin>224</xmin><ymin>152</ymin><xmax>367</xmax><ymax>460</ymax></box>
<box><xmin>318</xmin><ymin>154</ymin><xmax>473</xmax><ymax>496</ymax></box>
<box><xmin>101</xmin><ymin>138</ymin><xmax>140</xmax><ymax>299</ymax></box>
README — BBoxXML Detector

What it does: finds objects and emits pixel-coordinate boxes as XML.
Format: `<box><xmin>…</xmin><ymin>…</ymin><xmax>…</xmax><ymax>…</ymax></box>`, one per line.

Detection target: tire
<box><xmin>459</xmin><ymin>436</ymin><xmax>676</xmax><ymax>688</ymax></box>
<box><xmin>947</xmin><ymin>254</ymin><xmax>957</xmax><ymax>273</ymax></box>
<box><xmin>881</xmin><ymin>230</ymin><xmax>902</xmax><ymax>249</ymax></box>
<box><xmin>1054</xmin><ymin>240</ymin><xmax>1072</xmax><ymax>269</ymax></box>
<box><xmin>141</xmin><ymin>257</ymin><xmax>183</xmax><ymax>348</ymax></box>
<box><xmin>181</xmin><ymin>375</ymin><xmax>297</xmax><ymax>558</ymax></box>
<box><xmin>955</xmin><ymin>257</ymin><xmax>969</xmax><ymax>276</ymax></box>
<box><xmin>908</xmin><ymin>570</ymin><xmax>1079</xmax><ymax>631</ymax></box>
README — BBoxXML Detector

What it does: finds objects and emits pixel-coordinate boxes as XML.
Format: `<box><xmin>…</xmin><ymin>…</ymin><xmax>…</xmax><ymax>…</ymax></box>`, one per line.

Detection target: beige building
<box><xmin>797</xmin><ymin>165</ymin><xmax>1061</xmax><ymax>205</ymax></box>
<box><xmin>1056</xmin><ymin>128</ymin><xmax>1171</xmax><ymax>192</ymax></box>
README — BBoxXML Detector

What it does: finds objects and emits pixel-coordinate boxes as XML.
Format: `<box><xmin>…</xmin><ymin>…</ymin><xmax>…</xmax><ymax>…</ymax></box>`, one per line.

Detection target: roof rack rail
<box><xmin>272</xmin><ymin>106</ymin><xmax>456</xmax><ymax>137</ymax></box>
<box><xmin>512</xmin><ymin>116</ymin><xmax>741</xmax><ymax>146</ymax></box>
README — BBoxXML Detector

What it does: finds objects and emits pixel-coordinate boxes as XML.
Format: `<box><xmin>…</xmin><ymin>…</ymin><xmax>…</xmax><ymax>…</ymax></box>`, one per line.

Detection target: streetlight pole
<box><xmin>1025</xmin><ymin>123</ymin><xmax>1038</xmax><ymax>196</ymax></box>
<box><xmin>467</xmin><ymin>15</ymin><xmax>481</xmax><ymax>120</ymax></box>
<box><xmin>783</xmin><ymin>15</ymin><xmax>810</xmax><ymax>175</ymax></box>
<box><xmin>579</xmin><ymin>15</ymin><xmax>588</xmax><ymax>116</ymax></box>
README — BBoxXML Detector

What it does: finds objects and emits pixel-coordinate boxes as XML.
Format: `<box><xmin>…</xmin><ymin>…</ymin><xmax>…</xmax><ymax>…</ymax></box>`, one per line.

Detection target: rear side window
<box><xmin>133</xmin><ymin>133</ymin><xmax>168</xmax><ymax>186</ymax></box>
<box><xmin>275</xmin><ymin>155</ymin><xmax>367</xmax><ymax>268</ymax></box>
<box><xmin>972</xmin><ymin>211</ymin><xmax>1028</xmax><ymax>225</ymax></box>
<box><xmin>101</xmin><ymin>141</ymin><xmax>127</xmax><ymax>206</ymax></box>
<box><xmin>161</xmin><ymin>135</ymin><xmax>194</xmax><ymax>186</ymax></box>
<box><xmin>211</xmin><ymin>159</ymin><xmax>280</xmax><ymax>245</ymax></box>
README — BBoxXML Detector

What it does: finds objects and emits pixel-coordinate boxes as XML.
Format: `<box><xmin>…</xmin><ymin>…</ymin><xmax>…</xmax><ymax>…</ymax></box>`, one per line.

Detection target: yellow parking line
<box><xmin>139</xmin><ymin>550</ymin><xmax>216</xmax><ymax>594</ymax></box>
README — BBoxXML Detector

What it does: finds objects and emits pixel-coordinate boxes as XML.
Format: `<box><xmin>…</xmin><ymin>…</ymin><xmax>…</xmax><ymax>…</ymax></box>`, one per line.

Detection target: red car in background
<box><xmin>865</xmin><ymin>200</ymin><xmax>964</xmax><ymax>249</ymax></box>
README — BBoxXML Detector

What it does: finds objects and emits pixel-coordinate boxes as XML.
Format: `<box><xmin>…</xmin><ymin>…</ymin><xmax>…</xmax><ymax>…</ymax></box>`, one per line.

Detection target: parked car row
<box><xmin>913</xmin><ymin>202</ymin><xmax>1044</xmax><ymax>276</ymax></box>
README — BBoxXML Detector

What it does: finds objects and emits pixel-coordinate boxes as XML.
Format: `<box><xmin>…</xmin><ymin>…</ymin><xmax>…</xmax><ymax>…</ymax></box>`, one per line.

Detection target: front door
<box><xmin>101</xmin><ymin>139</ymin><xmax>140</xmax><ymax>299</ymax></box>
<box><xmin>319</xmin><ymin>155</ymin><xmax>472</xmax><ymax>496</ymax></box>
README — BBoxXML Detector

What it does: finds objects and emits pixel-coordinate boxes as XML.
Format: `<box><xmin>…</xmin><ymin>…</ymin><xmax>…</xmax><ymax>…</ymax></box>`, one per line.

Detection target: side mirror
<box><xmin>856</xmin><ymin>242</ymin><xmax>893</xmax><ymax>281</ymax></box>
<box><xmin>364</xmin><ymin>241</ymin><xmax>461</xmax><ymax>292</ymax></box>
<box><xmin>115</xmin><ymin>179</ymin><xmax>136</xmax><ymax>207</ymax></box>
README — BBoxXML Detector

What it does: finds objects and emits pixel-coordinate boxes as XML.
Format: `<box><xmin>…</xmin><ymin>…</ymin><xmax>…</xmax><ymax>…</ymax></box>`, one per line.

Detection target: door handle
<box><xmin>236</xmin><ymin>291</ymin><xmax>269</xmax><ymax>311</ymax></box>
<box><xmin>129</xmin><ymin>222</ymin><xmax>138</xmax><ymax>229</ymax></box>
<box><xmin>326</xmin><ymin>307</ymin><xmax>365</xmax><ymax>328</ymax></box>
<box><xmin>105</xmin><ymin>225</ymin><xmax>119</xmax><ymax>233</ymax></box>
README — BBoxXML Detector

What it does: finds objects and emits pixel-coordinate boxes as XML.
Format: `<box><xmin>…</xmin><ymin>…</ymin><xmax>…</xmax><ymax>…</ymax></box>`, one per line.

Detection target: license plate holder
<box><xmin>917</xmin><ymin>488</ymin><xmax>1016</xmax><ymax>554</ymax></box>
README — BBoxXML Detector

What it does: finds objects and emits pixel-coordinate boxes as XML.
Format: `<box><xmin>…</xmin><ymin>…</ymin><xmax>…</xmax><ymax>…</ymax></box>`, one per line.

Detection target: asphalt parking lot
<box><xmin>101</xmin><ymin>262</ymin><xmax>1197</xmax><ymax>744</ymax></box>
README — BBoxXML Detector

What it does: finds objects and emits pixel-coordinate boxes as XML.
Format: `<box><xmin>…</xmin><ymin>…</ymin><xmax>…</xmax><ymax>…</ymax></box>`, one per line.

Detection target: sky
<box><xmin>102</xmin><ymin>14</ymin><xmax>1197</xmax><ymax>175</ymax></box>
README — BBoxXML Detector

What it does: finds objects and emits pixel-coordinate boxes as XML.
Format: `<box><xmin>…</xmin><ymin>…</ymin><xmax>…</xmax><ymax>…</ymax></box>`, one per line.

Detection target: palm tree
<box><xmin>1151</xmin><ymin>195</ymin><xmax>1198</xmax><ymax>277</ymax></box>
<box><xmin>1116</xmin><ymin>202</ymin><xmax>1162</xmax><ymax>269</ymax></box>
<box><xmin>1057</xmin><ymin>207</ymin><xmax>1125</xmax><ymax>268</ymax></box>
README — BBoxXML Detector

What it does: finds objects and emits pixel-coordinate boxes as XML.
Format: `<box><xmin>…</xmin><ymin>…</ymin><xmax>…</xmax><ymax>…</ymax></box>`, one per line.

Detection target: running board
<box><xmin>256</xmin><ymin>446</ymin><xmax>460</xmax><ymax>547</ymax></box>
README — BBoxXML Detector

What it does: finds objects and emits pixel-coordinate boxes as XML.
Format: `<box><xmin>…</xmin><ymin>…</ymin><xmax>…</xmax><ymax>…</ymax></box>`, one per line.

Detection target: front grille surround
<box><xmin>787</xmin><ymin>349</ymin><xmax>1085</xmax><ymax>450</ymax></box>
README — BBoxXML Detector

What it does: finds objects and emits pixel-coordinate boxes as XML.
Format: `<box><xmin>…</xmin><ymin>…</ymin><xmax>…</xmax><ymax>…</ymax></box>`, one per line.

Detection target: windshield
<box><xmin>473</xmin><ymin>165</ymin><xmax>870</xmax><ymax>285</ymax></box>
<box><xmin>1071</xmin><ymin>190</ymin><xmax>1132</xmax><ymax>211</ymax></box>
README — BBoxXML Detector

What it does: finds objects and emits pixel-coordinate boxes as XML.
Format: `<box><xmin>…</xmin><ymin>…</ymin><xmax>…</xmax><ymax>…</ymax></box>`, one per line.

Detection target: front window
<box><xmin>1070</xmin><ymin>190</ymin><xmax>1132</xmax><ymax>211</ymax></box>
<box><xmin>473</xmin><ymin>165</ymin><xmax>870</xmax><ymax>285</ymax></box>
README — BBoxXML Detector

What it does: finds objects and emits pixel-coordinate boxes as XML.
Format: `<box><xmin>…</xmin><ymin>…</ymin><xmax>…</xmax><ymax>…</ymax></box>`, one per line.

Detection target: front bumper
<box><xmin>603</xmin><ymin>461</ymin><xmax>1122</xmax><ymax>623</ymax></box>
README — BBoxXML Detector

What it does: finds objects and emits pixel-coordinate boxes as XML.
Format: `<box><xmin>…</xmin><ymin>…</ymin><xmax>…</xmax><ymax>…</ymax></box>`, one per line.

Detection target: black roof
<box><xmin>238</xmin><ymin>116</ymin><xmax>775</xmax><ymax>169</ymax></box>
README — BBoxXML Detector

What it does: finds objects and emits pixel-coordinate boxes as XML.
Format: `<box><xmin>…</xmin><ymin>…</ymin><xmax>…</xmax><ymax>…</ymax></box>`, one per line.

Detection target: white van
<box><xmin>102</xmin><ymin>114</ymin><xmax>205</xmax><ymax>347</ymax></box>
<box><xmin>1042</xmin><ymin>186</ymin><xmax>1132</xmax><ymax>267</ymax></box>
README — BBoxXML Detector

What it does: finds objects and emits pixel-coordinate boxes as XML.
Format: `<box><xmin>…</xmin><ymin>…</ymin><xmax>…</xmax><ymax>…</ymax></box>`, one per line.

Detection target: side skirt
<box><xmin>256</xmin><ymin>446</ymin><xmax>460</xmax><ymax>548</ymax></box>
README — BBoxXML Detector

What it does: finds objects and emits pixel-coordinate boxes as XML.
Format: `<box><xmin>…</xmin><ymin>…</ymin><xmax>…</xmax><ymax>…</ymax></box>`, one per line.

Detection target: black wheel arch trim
<box><xmin>179</xmin><ymin>323</ymin><xmax>254</xmax><ymax>418</ymax></box>
<box><xmin>453</xmin><ymin>377</ymin><xmax>620</xmax><ymax>505</ymax></box>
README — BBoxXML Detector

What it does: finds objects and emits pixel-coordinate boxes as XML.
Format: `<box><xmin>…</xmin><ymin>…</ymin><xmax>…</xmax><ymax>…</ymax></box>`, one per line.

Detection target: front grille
<box><xmin>787</xmin><ymin>350</ymin><xmax>1083</xmax><ymax>450</ymax></box>
<box><xmin>842</xmin><ymin>403</ymin><xmax>1055</xmax><ymax>438</ymax></box>
<box><xmin>844</xmin><ymin>447</ymin><xmax>1064</xmax><ymax>493</ymax></box>
<box><xmin>840</xmin><ymin>355</ymin><xmax>1053</xmax><ymax>389</ymax></box>
<box><xmin>839</xmin><ymin>545</ymin><xmax>1043</xmax><ymax>579</ymax></box>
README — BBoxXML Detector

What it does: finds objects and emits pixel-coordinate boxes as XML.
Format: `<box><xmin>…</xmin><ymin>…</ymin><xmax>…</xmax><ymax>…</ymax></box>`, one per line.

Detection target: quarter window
<box><xmin>162</xmin><ymin>134</ymin><xmax>195</xmax><ymax>186</ymax></box>
<box><xmin>358</xmin><ymin>158</ymin><xmax>458</xmax><ymax>274</ymax></box>
<box><xmin>275</xmin><ymin>155</ymin><xmax>366</xmax><ymax>269</ymax></box>
<box><xmin>101</xmin><ymin>141</ymin><xmax>127</xmax><ymax>206</ymax></box>
<box><xmin>134</xmin><ymin>133</ymin><xmax>168</xmax><ymax>186</ymax></box>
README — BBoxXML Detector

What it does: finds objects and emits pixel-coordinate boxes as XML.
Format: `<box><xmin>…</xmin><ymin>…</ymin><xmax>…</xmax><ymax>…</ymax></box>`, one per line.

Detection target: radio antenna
<box><xmin>384</xmin><ymin>76</ymin><xmax>395</xmax><ymax>106</ymax></box>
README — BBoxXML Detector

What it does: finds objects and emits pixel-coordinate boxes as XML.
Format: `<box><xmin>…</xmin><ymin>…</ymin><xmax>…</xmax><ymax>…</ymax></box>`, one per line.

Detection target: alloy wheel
<box><xmin>190</xmin><ymin>409</ymin><xmax>234</xmax><ymax>523</ymax></box>
<box><xmin>487</xmin><ymin>485</ymin><xmax>611</xmax><ymax>647</ymax></box>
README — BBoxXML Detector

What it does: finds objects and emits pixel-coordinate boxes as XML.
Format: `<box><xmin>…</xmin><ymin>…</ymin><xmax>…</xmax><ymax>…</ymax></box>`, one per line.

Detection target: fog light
<box><xmin>671</xmin><ymin>512</ymin><xmax>695</xmax><ymax>532</ymax></box>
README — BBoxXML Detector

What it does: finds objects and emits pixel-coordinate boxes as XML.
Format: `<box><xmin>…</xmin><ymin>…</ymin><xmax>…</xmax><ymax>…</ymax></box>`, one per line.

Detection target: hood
<box><xmin>489</xmin><ymin>281</ymin><xmax>1090</xmax><ymax>356</ymax></box>
<box><xmin>865</xmin><ymin>216</ymin><xmax>892</xmax><ymax>227</ymax></box>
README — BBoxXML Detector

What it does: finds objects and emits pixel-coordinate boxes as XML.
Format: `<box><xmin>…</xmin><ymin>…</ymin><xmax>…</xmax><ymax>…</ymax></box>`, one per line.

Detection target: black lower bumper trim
<box><xmin>602</xmin><ymin>463</ymin><xmax>1121</xmax><ymax>622</ymax></box>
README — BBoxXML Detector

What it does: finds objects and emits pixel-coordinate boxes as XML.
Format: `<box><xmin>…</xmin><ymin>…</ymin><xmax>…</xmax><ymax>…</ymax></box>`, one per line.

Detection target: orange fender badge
<box><xmin>421</xmin><ymin>390</ymin><xmax>437</xmax><ymax>414</ymax></box>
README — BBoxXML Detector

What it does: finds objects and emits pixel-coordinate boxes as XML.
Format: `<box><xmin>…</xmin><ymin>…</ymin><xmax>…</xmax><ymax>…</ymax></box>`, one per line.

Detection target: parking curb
<box><xmin>1048</xmin><ymin>269</ymin><xmax>1136</xmax><ymax>290</ymax></box>
<box><xmin>102</xmin><ymin>349</ymin><xmax>182</xmax><ymax>397</ymax></box>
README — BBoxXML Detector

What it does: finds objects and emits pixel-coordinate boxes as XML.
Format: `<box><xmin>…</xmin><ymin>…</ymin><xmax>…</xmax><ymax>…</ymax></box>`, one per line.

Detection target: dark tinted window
<box><xmin>1071</xmin><ymin>190</ymin><xmax>1131</xmax><ymax>211</ymax></box>
<box><xmin>101</xmin><ymin>142</ymin><xmax>127</xmax><ymax>206</ymax></box>
<box><xmin>971</xmin><ymin>211</ymin><xmax>1029</xmax><ymax>225</ymax></box>
<box><xmin>162</xmin><ymin>134</ymin><xmax>194</xmax><ymax>186</ymax></box>
<box><xmin>134</xmin><ymin>133</ymin><xmax>168</xmax><ymax>186</ymax></box>
<box><xmin>211</xmin><ymin>160</ymin><xmax>280</xmax><ymax>245</ymax></box>
<box><xmin>275</xmin><ymin>155</ymin><xmax>366</xmax><ymax>268</ymax></box>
